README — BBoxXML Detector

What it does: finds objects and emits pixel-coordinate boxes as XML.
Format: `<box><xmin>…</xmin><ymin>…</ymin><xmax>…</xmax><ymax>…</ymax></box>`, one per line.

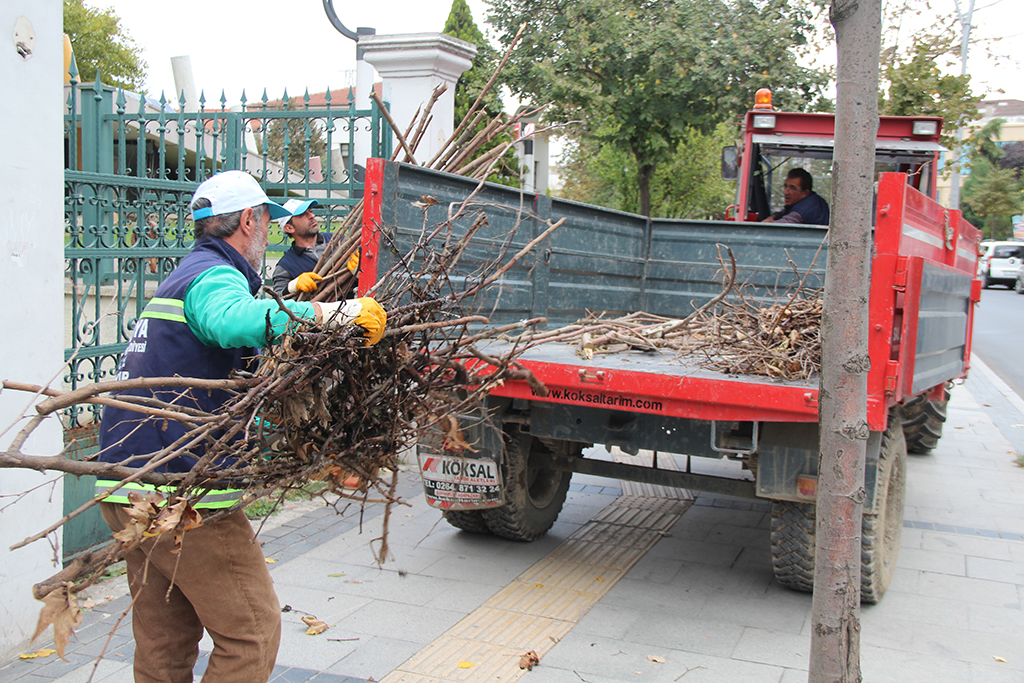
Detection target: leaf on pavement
<box><xmin>301</xmin><ymin>616</ymin><xmax>329</xmax><ymax>635</ymax></box>
<box><xmin>519</xmin><ymin>650</ymin><xmax>540</xmax><ymax>670</ymax></box>
<box><xmin>19</xmin><ymin>648</ymin><xmax>56</xmax><ymax>659</ymax></box>
<box><xmin>647</xmin><ymin>654</ymin><xmax>666</xmax><ymax>663</ymax></box>
<box><xmin>32</xmin><ymin>583</ymin><xmax>82</xmax><ymax>660</ymax></box>
<box><xmin>457</xmin><ymin>661</ymin><xmax>474</xmax><ymax>669</ymax></box>
<box><xmin>265</xmin><ymin>558</ymin><xmax>278</xmax><ymax>564</ymax></box>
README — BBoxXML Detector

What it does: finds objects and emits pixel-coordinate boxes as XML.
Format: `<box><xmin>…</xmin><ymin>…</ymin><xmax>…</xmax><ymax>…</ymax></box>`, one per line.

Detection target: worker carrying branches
<box><xmin>95</xmin><ymin>171</ymin><xmax>385</xmax><ymax>683</ymax></box>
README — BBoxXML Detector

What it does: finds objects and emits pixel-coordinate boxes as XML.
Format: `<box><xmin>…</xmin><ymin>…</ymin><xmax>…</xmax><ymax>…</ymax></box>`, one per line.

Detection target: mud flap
<box><xmin>417</xmin><ymin>413</ymin><xmax>506</xmax><ymax>511</ymax></box>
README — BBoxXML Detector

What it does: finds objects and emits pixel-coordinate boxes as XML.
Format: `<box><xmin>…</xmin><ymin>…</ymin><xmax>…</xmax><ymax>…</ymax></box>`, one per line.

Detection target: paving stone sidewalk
<box><xmin>1</xmin><ymin>361</ymin><xmax>1021</xmax><ymax>683</ymax></box>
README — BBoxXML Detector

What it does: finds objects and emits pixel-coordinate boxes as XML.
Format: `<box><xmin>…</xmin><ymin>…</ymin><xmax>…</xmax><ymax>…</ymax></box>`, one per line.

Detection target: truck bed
<box><xmin>360</xmin><ymin>160</ymin><xmax>980</xmax><ymax>430</ymax></box>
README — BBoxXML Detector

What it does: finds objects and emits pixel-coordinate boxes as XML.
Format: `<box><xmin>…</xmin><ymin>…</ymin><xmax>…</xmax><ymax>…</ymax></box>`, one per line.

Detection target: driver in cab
<box><xmin>762</xmin><ymin>168</ymin><xmax>830</xmax><ymax>225</ymax></box>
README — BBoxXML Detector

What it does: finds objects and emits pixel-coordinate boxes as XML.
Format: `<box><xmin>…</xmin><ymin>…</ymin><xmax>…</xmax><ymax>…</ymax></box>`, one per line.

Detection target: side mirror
<box><xmin>721</xmin><ymin>146</ymin><xmax>738</xmax><ymax>181</ymax></box>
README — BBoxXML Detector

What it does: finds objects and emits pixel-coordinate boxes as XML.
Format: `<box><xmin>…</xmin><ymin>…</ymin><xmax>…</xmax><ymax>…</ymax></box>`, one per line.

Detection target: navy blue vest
<box><xmin>98</xmin><ymin>238</ymin><xmax>262</xmax><ymax>474</ymax></box>
<box><xmin>781</xmin><ymin>190</ymin><xmax>830</xmax><ymax>225</ymax></box>
<box><xmin>277</xmin><ymin>232</ymin><xmax>330</xmax><ymax>280</ymax></box>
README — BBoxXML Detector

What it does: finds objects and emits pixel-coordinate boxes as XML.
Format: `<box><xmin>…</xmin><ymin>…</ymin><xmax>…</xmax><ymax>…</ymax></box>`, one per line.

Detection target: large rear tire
<box><xmin>861</xmin><ymin>418</ymin><xmax>907</xmax><ymax>603</ymax></box>
<box><xmin>482</xmin><ymin>429</ymin><xmax>572</xmax><ymax>542</ymax></box>
<box><xmin>901</xmin><ymin>391</ymin><xmax>948</xmax><ymax>454</ymax></box>
<box><xmin>443</xmin><ymin>510</ymin><xmax>492</xmax><ymax>534</ymax></box>
<box><xmin>770</xmin><ymin>416</ymin><xmax>907</xmax><ymax>603</ymax></box>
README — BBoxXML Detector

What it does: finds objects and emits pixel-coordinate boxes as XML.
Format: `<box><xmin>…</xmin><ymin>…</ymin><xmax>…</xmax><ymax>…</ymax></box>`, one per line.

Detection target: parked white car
<box><xmin>978</xmin><ymin>240</ymin><xmax>1024</xmax><ymax>288</ymax></box>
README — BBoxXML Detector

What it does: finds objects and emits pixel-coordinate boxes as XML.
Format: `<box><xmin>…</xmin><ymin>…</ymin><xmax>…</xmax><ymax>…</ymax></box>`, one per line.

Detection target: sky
<box><xmin>93</xmin><ymin>0</ymin><xmax>1023</xmax><ymax>108</ymax></box>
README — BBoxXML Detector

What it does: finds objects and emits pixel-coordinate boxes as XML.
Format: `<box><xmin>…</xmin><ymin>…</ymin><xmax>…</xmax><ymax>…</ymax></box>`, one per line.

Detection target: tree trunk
<box><xmin>637</xmin><ymin>161</ymin><xmax>655</xmax><ymax>217</ymax></box>
<box><xmin>810</xmin><ymin>1</ymin><xmax>881</xmax><ymax>682</ymax></box>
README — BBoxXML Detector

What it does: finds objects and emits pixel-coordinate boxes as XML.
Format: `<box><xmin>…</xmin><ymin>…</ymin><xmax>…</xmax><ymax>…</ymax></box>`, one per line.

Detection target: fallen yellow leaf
<box><xmin>265</xmin><ymin>558</ymin><xmax>278</xmax><ymax>564</ymax></box>
<box><xmin>301</xmin><ymin>616</ymin><xmax>329</xmax><ymax>635</ymax></box>
<box><xmin>19</xmin><ymin>648</ymin><xmax>56</xmax><ymax>659</ymax></box>
<box><xmin>457</xmin><ymin>661</ymin><xmax>474</xmax><ymax>669</ymax></box>
<box><xmin>994</xmin><ymin>656</ymin><xmax>1007</xmax><ymax>663</ymax></box>
<box><xmin>596</xmin><ymin>577</ymin><xmax>604</xmax><ymax>582</ymax></box>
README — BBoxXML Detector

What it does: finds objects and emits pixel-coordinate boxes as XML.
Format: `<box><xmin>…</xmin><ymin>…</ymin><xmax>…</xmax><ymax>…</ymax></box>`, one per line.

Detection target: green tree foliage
<box><xmin>63</xmin><ymin>0</ymin><xmax>146</xmax><ymax>91</ymax></box>
<box><xmin>261</xmin><ymin>98</ymin><xmax>329</xmax><ymax>177</ymax></box>
<box><xmin>960</xmin><ymin>119</ymin><xmax>1023</xmax><ymax>239</ymax></box>
<box><xmin>560</xmin><ymin>122</ymin><xmax>735</xmax><ymax>218</ymax></box>
<box><xmin>878</xmin><ymin>4</ymin><xmax>980</xmax><ymax>165</ymax></box>
<box><xmin>487</xmin><ymin>0</ymin><xmax>828</xmax><ymax>215</ymax></box>
<box><xmin>443</xmin><ymin>0</ymin><xmax>519</xmax><ymax>184</ymax></box>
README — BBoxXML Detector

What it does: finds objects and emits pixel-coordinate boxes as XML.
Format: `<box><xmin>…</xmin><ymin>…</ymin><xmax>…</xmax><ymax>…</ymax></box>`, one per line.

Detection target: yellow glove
<box><xmin>346</xmin><ymin>250</ymin><xmax>360</xmax><ymax>273</ymax></box>
<box><xmin>287</xmin><ymin>272</ymin><xmax>322</xmax><ymax>294</ymax></box>
<box><xmin>318</xmin><ymin>297</ymin><xmax>387</xmax><ymax>346</ymax></box>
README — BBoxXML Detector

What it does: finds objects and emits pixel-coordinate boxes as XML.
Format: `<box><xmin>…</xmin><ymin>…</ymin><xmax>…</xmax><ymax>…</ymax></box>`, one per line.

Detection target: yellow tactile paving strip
<box><xmin>380</xmin><ymin>451</ymin><xmax>692</xmax><ymax>683</ymax></box>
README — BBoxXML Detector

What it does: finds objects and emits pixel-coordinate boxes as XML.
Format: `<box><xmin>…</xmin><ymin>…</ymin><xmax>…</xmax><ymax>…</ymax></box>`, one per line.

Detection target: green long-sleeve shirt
<box><xmin>184</xmin><ymin>265</ymin><xmax>315</xmax><ymax>348</ymax></box>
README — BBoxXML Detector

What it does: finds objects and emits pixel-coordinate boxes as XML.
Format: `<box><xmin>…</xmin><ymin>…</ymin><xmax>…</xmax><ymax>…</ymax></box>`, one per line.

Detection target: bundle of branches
<box><xmin>513</xmin><ymin>245</ymin><xmax>824</xmax><ymax>381</ymax></box>
<box><xmin>3</xmin><ymin>184</ymin><xmax>565</xmax><ymax>660</ymax></box>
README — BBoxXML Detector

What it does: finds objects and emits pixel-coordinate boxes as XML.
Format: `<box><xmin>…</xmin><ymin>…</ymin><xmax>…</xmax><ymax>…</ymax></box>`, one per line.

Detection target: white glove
<box><xmin>317</xmin><ymin>298</ymin><xmax>387</xmax><ymax>345</ymax></box>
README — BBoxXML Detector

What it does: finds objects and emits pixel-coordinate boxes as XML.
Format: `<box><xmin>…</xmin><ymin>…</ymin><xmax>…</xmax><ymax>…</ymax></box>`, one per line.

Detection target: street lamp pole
<box><xmin>323</xmin><ymin>0</ymin><xmax>376</xmax><ymax>179</ymax></box>
<box><xmin>948</xmin><ymin>0</ymin><xmax>976</xmax><ymax>210</ymax></box>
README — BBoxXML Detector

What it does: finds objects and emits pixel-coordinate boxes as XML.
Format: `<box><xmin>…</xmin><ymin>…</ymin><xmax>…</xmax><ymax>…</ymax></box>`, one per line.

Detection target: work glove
<box><xmin>287</xmin><ymin>271</ymin><xmax>322</xmax><ymax>294</ymax></box>
<box><xmin>318</xmin><ymin>297</ymin><xmax>387</xmax><ymax>345</ymax></box>
<box><xmin>346</xmin><ymin>250</ymin><xmax>360</xmax><ymax>273</ymax></box>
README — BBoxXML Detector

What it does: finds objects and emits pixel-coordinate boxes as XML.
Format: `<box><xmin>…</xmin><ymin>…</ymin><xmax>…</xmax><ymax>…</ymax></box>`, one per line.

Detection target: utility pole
<box><xmin>809</xmin><ymin>0</ymin><xmax>880</xmax><ymax>680</ymax></box>
<box><xmin>948</xmin><ymin>0</ymin><xmax>976</xmax><ymax>210</ymax></box>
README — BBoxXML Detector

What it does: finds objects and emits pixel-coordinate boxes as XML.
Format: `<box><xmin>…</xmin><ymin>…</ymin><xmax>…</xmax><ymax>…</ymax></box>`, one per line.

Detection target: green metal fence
<box><xmin>62</xmin><ymin>65</ymin><xmax>391</xmax><ymax>556</ymax></box>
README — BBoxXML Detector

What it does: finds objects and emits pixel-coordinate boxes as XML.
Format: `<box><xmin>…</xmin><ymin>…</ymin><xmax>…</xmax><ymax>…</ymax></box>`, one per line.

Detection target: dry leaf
<box><xmin>32</xmin><ymin>583</ymin><xmax>82</xmax><ymax>660</ymax></box>
<box><xmin>994</xmin><ymin>656</ymin><xmax>1007</xmax><ymax>663</ymax></box>
<box><xmin>80</xmin><ymin>598</ymin><xmax>96</xmax><ymax>610</ymax></box>
<box><xmin>265</xmin><ymin>558</ymin><xmax>278</xmax><ymax>564</ymax></box>
<box><xmin>647</xmin><ymin>655</ymin><xmax>666</xmax><ymax>663</ymax></box>
<box><xmin>440</xmin><ymin>416</ymin><xmax>478</xmax><ymax>452</ymax></box>
<box><xmin>301</xmin><ymin>616</ymin><xmax>329</xmax><ymax>635</ymax></box>
<box><xmin>19</xmin><ymin>648</ymin><xmax>56</xmax><ymax>659</ymax></box>
<box><xmin>519</xmin><ymin>650</ymin><xmax>540</xmax><ymax>670</ymax></box>
<box><xmin>457</xmin><ymin>661</ymin><xmax>474</xmax><ymax>669</ymax></box>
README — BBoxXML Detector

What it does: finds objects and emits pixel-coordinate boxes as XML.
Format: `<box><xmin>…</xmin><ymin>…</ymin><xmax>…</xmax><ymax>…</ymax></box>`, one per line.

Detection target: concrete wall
<box><xmin>0</xmin><ymin>0</ymin><xmax>67</xmax><ymax>659</ymax></box>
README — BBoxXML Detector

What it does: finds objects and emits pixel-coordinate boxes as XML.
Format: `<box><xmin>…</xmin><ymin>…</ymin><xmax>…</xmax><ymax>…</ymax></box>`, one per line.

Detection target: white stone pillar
<box><xmin>360</xmin><ymin>33</ymin><xmax>477</xmax><ymax>164</ymax></box>
<box><xmin>0</xmin><ymin>0</ymin><xmax>66</xmax><ymax>659</ymax></box>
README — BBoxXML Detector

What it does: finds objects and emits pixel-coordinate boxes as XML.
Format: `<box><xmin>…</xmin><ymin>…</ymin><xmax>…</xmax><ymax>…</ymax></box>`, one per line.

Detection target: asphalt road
<box><xmin>972</xmin><ymin>282</ymin><xmax>1024</xmax><ymax>396</ymax></box>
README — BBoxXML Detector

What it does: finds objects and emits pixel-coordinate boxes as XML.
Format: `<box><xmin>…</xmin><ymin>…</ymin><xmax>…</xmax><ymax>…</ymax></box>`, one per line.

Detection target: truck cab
<box><xmin>724</xmin><ymin>89</ymin><xmax>945</xmax><ymax>221</ymax></box>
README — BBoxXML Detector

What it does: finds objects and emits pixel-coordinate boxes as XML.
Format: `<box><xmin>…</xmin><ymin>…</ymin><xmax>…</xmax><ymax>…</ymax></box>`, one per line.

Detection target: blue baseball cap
<box><xmin>277</xmin><ymin>198</ymin><xmax>320</xmax><ymax>228</ymax></box>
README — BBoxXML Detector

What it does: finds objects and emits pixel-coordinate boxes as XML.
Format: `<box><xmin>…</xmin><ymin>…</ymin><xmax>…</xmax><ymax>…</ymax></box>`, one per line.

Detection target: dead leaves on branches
<box><xmin>31</xmin><ymin>583</ymin><xmax>82</xmax><ymax>660</ymax></box>
<box><xmin>113</xmin><ymin>491</ymin><xmax>202</xmax><ymax>555</ymax></box>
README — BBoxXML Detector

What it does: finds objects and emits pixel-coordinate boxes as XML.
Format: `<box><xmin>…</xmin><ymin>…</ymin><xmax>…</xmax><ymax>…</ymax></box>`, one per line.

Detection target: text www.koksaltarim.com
<box><xmin>536</xmin><ymin>387</ymin><xmax>663</xmax><ymax>411</ymax></box>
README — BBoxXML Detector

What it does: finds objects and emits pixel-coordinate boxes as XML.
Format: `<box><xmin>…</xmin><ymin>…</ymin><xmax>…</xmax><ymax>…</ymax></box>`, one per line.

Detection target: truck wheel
<box><xmin>900</xmin><ymin>391</ymin><xmax>948</xmax><ymax>454</ymax></box>
<box><xmin>770</xmin><ymin>500</ymin><xmax>816</xmax><ymax>593</ymax></box>
<box><xmin>861</xmin><ymin>417</ymin><xmax>907</xmax><ymax>603</ymax></box>
<box><xmin>770</xmin><ymin>417</ymin><xmax>907</xmax><ymax>603</ymax></box>
<box><xmin>443</xmin><ymin>510</ymin><xmax>492</xmax><ymax>534</ymax></box>
<box><xmin>482</xmin><ymin>430</ymin><xmax>572</xmax><ymax>542</ymax></box>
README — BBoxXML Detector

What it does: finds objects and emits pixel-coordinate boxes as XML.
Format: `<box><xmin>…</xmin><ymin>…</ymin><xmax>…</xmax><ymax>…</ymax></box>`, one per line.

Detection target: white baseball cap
<box><xmin>276</xmin><ymin>198</ymin><xmax>320</xmax><ymax>228</ymax></box>
<box><xmin>190</xmin><ymin>171</ymin><xmax>290</xmax><ymax>221</ymax></box>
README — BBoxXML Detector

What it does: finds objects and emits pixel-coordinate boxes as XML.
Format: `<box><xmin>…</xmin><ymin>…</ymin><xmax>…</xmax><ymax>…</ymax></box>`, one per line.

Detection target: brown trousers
<box><xmin>100</xmin><ymin>503</ymin><xmax>281</xmax><ymax>683</ymax></box>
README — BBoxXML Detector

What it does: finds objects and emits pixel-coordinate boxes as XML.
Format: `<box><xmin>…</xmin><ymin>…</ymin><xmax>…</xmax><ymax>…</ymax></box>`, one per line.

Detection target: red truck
<box><xmin>358</xmin><ymin>100</ymin><xmax>981</xmax><ymax>603</ymax></box>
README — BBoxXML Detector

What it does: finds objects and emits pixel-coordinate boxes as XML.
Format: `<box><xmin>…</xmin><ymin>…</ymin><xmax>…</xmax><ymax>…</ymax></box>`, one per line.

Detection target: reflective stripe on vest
<box><xmin>95</xmin><ymin>479</ymin><xmax>244</xmax><ymax>509</ymax></box>
<box><xmin>140</xmin><ymin>297</ymin><xmax>186</xmax><ymax>323</ymax></box>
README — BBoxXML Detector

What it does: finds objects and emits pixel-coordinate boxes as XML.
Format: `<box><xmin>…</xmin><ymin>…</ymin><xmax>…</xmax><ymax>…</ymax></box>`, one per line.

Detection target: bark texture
<box><xmin>810</xmin><ymin>1</ymin><xmax>882</xmax><ymax>681</ymax></box>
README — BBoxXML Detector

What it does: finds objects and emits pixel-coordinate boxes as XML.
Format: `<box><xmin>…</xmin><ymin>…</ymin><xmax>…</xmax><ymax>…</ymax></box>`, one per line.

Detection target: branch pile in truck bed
<box><xmin>514</xmin><ymin>246</ymin><xmax>824</xmax><ymax>381</ymax></box>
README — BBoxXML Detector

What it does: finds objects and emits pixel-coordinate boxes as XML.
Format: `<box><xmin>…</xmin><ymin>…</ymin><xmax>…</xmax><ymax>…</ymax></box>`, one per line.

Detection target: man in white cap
<box><xmin>271</xmin><ymin>198</ymin><xmax>359</xmax><ymax>296</ymax></box>
<box><xmin>96</xmin><ymin>170</ymin><xmax>385</xmax><ymax>683</ymax></box>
